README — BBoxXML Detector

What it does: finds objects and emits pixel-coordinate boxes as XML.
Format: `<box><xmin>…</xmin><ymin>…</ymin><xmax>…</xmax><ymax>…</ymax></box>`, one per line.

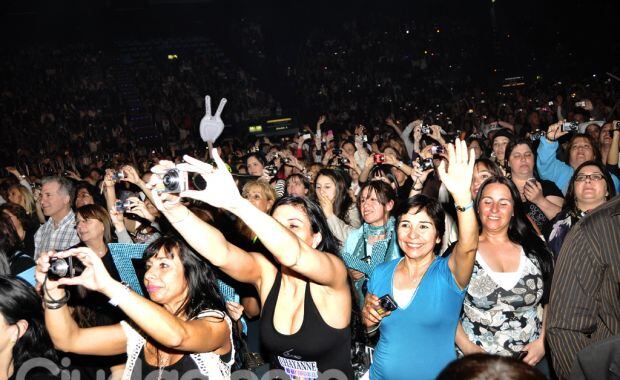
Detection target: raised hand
<box><xmin>176</xmin><ymin>150</ymin><xmax>243</xmax><ymax>210</ymax></box>
<box><xmin>437</xmin><ymin>138</ymin><xmax>475</xmax><ymax>205</ymax></box>
<box><xmin>120</xmin><ymin>165</ymin><xmax>143</xmax><ymax>186</ymax></box>
<box><xmin>199</xmin><ymin>95</ymin><xmax>227</xmax><ymax>143</ymax></box>
<box><xmin>545</xmin><ymin>121</ymin><xmax>568</xmax><ymax>141</ymax></box>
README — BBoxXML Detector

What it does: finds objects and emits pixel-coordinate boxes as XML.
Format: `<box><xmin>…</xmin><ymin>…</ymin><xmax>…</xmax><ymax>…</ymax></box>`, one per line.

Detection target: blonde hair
<box><xmin>8</xmin><ymin>185</ymin><xmax>36</xmax><ymax>215</ymax></box>
<box><xmin>242</xmin><ymin>180</ymin><xmax>277</xmax><ymax>203</ymax></box>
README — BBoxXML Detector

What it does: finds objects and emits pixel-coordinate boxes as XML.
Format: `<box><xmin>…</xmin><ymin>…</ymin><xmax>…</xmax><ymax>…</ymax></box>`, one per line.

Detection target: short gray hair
<box><xmin>41</xmin><ymin>176</ymin><xmax>75</xmax><ymax>205</ymax></box>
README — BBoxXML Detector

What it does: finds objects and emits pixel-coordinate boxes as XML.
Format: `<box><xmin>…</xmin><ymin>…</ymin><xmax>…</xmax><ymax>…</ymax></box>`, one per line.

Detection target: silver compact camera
<box><xmin>161</xmin><ymin>168</ymin><xmax>189</xmax><ymax>193</ymax></box>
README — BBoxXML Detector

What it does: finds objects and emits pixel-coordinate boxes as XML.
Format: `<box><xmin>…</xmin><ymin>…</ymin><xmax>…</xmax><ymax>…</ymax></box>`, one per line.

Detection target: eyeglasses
<box><xmin>575</xmin><ymin>173</ymin><xmax>604</xmax><ymax>182</ymax></box>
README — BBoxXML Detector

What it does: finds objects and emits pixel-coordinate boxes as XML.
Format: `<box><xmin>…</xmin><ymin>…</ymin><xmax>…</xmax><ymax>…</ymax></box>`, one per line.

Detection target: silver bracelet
<box><xmin>108</xmin><ymin>282</ymin><xmax>132</xmax><ymax>307</ymax></box>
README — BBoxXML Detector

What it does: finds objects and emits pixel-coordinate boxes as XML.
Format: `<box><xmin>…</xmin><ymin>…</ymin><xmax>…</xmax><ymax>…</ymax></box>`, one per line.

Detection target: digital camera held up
<box><xmin>561</xmin><ymin>121</ymin><xmax>580</xmax><ymax>133</ymax></box>
<box><xmin>48</xmin><ymin>256</ymin><xmax>84</xmax><ymax>281</ymax></box>
<box><xmin>161</xmin><ymin>168</ymin><xmax>189</xmax><ymax>193</ymax></box>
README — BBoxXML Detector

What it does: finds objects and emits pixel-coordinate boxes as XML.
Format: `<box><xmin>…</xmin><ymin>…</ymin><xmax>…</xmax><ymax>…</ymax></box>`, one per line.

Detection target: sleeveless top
<box><xmin>461</xmin><ymin>250</ymin><xmax>544</xmax><ymax>357</ymax></box>
<box><xmin>260</xmin><ymin>271</ymin><xmax>353</xmax><ymax>380</ymax></box>
<box><xmin>120</xmin><ymin>310</ymin><xmax>234</xmax><ymax>380</ymax></box>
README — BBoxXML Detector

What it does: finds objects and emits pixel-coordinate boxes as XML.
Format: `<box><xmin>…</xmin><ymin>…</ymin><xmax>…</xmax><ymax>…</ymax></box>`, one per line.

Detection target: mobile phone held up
<box><xmin>376</xmin><ymin>294</ymin><xmax>398</xmax><ymax>315</ymax></box>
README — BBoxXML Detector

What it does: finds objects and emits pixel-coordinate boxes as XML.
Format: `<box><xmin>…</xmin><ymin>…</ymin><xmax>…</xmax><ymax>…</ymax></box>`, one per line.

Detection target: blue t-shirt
<box><xmin>369</xmin><ymin>256</ymin><xmax>466</xmax><ymax>380</ymax></box>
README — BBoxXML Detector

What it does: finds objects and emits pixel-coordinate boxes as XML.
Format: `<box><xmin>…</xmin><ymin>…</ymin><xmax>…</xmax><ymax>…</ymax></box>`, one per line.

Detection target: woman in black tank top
<box><xmin>149</xmin><ymin>151</ymin><xmax>354</xmax><ymax>379</ymax></box>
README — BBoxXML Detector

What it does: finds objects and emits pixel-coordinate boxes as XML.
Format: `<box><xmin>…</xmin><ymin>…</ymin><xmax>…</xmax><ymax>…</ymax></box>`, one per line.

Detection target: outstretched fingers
<box><xmin>215</xmin><ymin>98</ymin><xmax>227</xmax><ymax>119</ymax></box>
<box><xmin>204</xmin><ymin>95</ymin><xmax>212</xmax><ymax>118</ymax></box>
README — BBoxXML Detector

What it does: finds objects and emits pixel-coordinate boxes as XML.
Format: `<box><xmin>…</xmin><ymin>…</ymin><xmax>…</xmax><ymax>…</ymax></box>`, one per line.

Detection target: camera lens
<box><xmin>162</xmin><ymin>170</ymin><xmax>179</xmax><ymax>191</ymax></box>
<box><xmin>49</xmin><ymin>258</ymin><xmax>70</xmax><ymax>278</ymax></box>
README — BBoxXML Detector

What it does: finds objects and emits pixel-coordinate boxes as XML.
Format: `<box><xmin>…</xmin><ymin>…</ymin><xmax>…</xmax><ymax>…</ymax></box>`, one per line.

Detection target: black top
<box><xmin>9</xmin><ymin>369</ymin><xmax>59</xmax><ymax>380</ymax></box>
<box><xmin>134</xmin><ymin>343</ymin><xmax>232</xmax><ymax>379</ymax></box>
<box><xmin>8</xmin><ymin>250</ymin><xmax>34</xmax><ymax>277</ymax></box>
<box><xmin>523</xmin><ymin>179</ymin><xmax>563</xmax><ymax>235</ymax></box>
<box><xmin>260</xmin><ymin>271</ymin><xmax>353</xmax><ymax>380</ymax></box>
<box><xmin>63</xmin><ymin>245</ymin><xmax>127</xmax><ymax>380</ymax></box>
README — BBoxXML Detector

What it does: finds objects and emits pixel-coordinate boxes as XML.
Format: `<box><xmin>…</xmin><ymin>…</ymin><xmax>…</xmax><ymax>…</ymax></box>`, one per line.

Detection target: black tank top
<box><xmin>260</xmin><ymin>271</ymin><xmax>352</xmax><ymax>379</ymax></box>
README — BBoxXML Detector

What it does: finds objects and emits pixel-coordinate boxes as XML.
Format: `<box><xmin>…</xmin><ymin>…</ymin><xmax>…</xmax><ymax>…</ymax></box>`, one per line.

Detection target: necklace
<box><xmin>156</xmin><ymin>347</ymin><xmax>170</xmax><ymax>380</ymax></box>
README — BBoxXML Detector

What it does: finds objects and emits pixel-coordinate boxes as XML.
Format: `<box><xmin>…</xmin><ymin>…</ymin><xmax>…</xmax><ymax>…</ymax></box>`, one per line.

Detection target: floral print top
<box><xmin>461</xmin><ymin>250</ymin><xmax>544</xmax><ymax>357</ymax></box>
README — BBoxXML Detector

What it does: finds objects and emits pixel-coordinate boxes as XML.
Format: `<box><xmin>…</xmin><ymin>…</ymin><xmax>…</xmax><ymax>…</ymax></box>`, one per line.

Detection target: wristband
<box><xmin>455</xmin><ymin>201</ymin><xmax>474</xmax><ymax>212</ymax></box>
<box><xmin>108</xmin><ymin>282</ymin><xmax>132</xmax><ymax>307</ymax></box>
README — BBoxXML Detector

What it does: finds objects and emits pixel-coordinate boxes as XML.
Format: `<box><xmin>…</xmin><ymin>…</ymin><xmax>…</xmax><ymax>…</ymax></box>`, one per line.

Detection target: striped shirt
<box><xmin>34</xmin><ymin>210</ymin><xmax>80</xmax><ymax>259</ymax></box>
<box><xmin>547</xmin><ymin>196</ymin><xmax>620</xmax><ymax>379</ymax></box>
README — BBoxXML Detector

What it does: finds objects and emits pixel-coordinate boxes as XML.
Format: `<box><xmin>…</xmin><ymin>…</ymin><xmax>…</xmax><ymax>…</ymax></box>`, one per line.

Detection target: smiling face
<box><xmin>478</xmin><ymin>183</ymin><xmax>514</xmax><ymax>234</ymax></box>
<box><xmin>315</xmin><ymin>175</ymin><xmax>337</xmax><ymax>203</ymax></box>
<box><xmin>271</xmin><ymin>204</ymin><xmax>321</xmax><ymax>249</ymax></box>
<box><xmin>144</xmin><ymin>247</ymin><xmax>189</xmax><ymax>309</ymax></box>
<box><xmin>397</xmin><ymin>207</ymin><xmax>440</xmax><ymax>260</ymax></box>
<box><xmin>359</xmin><ymin>187</ymin><xmax>393</xmax><ymax>226</ymax></box>
<box><xmin>507</xmin><ymin>143</ymin><xmax>534</xmax><ymax>178</ymax></box>
<box><xmin>574</xmin><ymin>165</ymin><xmax>608</xmax><ymax>209</ymax></box>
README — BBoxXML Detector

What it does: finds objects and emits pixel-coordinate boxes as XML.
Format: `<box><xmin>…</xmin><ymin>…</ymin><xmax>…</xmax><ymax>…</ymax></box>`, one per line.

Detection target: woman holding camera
<box><xmin>148</xmin><ymin>151</ymin><xmax>355</xmax><ymax>379</ymax></box>
<box><xmin>505</xmin><ymin>139</ymin><xmax>563</xmax><ymax>234</ymax></box>
<box><xmin>0</xmin><ymin>276</ymin><xmax>58</xmax><ymax>380</ymax></box>
<box><xmin>37</xmin><ymin>235</ymin><xmax>236</xmax><ymax>379</ymax></box>
<box><xmin>537</xmin><ymin>121</ymin><xmax>620</xmax><ymax>194</ymax></box>
<box><xmin>363</xmin><ymin>139</ymin><xmax>478</xmax><ymax>380</ymax></box>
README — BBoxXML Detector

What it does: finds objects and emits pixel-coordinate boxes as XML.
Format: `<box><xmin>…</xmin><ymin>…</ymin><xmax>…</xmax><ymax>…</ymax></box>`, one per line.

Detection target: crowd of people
<box><xmin>1</xmin><ymin>9</ymin><xmax>619</xmax><ymax>380</ymax></box>
<box><xmin>1</xmin><ymin>80</ymin><xmax>618</xmax><ymax>379</ymax></box>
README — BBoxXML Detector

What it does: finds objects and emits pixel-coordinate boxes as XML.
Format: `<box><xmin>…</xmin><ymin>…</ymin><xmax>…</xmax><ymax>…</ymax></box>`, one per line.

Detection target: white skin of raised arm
<box><xmin>439</xmin><ymin>139</ymin><xmax>478</xmax><ymax>289</ymax></box>
<box><xmin>40</xmin><ymin>248</ymin><xmax>229</xmax><ymax>354</ymax></box>
<box><xmin>168</xmin><ymin>152</ymin><xmax>349</xmax><ymax>290</ymax></box>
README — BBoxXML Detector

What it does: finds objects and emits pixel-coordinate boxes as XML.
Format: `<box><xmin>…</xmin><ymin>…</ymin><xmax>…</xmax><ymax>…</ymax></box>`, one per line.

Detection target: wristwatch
<box><xmin>455</xmin><ymin>201</ymin><xmax>474</xmax><ymax>212</ymax></box>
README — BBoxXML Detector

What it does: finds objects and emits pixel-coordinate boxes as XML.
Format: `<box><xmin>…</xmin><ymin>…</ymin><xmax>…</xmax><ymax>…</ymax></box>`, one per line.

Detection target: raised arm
<box><xmin>175</xmin><ymin>152</ymin><xmax>349</xmax><ymax>290</ymax></box>
<box><xmin>43</xmin><ymin>248</ymin><xmax>230</xmax><ymax>355</ymax></box>
<box><xmin>439</xmin><ymin>139</ymin><xmax>478</xmax><ymax>289</ymax></box>
<box><xmin>148</xmin><ymin>188</ymin><xmax>265</xmax><ymax>287</ymax></box>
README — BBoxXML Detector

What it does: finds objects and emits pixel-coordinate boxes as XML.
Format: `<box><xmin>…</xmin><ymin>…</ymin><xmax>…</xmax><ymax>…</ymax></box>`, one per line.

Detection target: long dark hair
<box><xmin>143</xmin><ymin>235</ymin><xmax>245</xmax><ymax>368</ymax></box>
<box><xmin>0</xmin><ymin>203</ymin><xmax>37</xmax><ymax>232</ymax></box>
<box><xmin>314</xmin><ymin>168</ymin><xmax>354</xmax><ymax>223</ymax></box>
<box><xmin>143</xmin><ymin>235</ymin><xmax>227</xmax><ymax>318</ymax></box>
<box><xmin>271</xmin><ymin>196</ymin><xmax>341</xmax><ymax>254</ymax></box>
<box><xmin>269</xmin><ymin>196</ymin><xmax>367</xmax><ymax>364</ymax></box>
<box><xmin>564</xmin><ymin>160</ymin><xmax>616</xmax><ymax>214</ymax></box>
<box><xmin>0</xmin><ymin>276</ymin><xmax>58</xmax><ymax>373</ymax></box>
<box><xmin>475</xmin><ymin>177</ymin><xmax>554</xmax><ymax>304</ymax></box>
<box><xmin>0</xmin><ymin>213</ymin><xmax>23</xmax><ymax>254</ymax></box>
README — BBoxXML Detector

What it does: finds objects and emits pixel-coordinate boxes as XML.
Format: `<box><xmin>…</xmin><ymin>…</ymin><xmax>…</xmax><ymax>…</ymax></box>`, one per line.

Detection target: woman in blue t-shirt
<box><xmin>362</xmin><ymin>139</ymin><xmax>479</xmax><ymax>380</ymax></box>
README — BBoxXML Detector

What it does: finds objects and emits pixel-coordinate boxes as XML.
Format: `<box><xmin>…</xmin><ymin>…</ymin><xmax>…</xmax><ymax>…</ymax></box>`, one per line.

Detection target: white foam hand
<box><xmin>199</xmin><ymin>95</ymin><xmax>227</xmax><ymax>143</ymax></box>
